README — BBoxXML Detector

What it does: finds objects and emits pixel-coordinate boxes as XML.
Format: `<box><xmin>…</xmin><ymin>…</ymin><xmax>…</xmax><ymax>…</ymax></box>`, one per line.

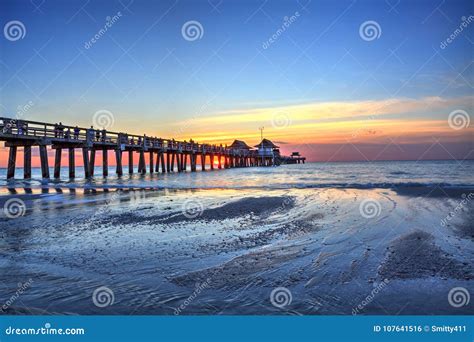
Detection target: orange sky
<box><xmin>1</xmin><ymin>96</ymin><xmax>473</xmax><ymax>166</ymax></box>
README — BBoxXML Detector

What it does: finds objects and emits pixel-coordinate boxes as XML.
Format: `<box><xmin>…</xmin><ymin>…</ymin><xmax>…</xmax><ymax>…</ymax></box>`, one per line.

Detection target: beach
<box><xmin>0</xmin><ymin>161</ymin><xmax>473</xmax><ymax>315</ymax></box>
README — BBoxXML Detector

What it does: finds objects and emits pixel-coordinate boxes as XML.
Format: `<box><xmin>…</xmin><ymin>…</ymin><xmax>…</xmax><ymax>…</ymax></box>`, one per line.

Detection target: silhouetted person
<box><xmin>74</xmin><ymin>126</ymin><xmax>80</xmax><ymax>139</ymax></box>
<box><xmin>58</xmin><ymin>122</ymin><xmax>64</xmax><ymax>138</ymax></box>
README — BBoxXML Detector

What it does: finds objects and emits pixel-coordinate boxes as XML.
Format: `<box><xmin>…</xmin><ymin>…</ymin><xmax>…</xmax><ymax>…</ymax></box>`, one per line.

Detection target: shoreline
<box><xmin>1</xmin><ymin>183</ymin><xmax>473</xmax><ymax>196</ymax></box>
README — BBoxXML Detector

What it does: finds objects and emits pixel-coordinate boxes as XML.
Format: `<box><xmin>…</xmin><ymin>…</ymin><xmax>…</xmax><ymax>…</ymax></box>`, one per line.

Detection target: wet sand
<box><xmin>0</xmin><ymin>187</ymin><xmax>473</xmax><ymax>315</ymax></box>
<box><xmin>378</xmin><ymin>231</ymin><xmax>472</xmax><ymax>280</ymax></box>
<box><xmin>104</xmin><ymin>196</ymin><xmax>295</xmax><ymax>225</ymax></box>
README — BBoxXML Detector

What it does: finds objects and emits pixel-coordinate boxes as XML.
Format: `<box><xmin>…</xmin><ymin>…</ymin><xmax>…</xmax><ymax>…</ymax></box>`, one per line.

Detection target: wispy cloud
<box><xmin>178</xmin><ymin>96</ymin><xmax>471</xmax><ymax>124</ymax></box>
<box><xmin>171</xmin><ymin>96</ymin><xmax>473</xmax><ymax>145</ymax></box>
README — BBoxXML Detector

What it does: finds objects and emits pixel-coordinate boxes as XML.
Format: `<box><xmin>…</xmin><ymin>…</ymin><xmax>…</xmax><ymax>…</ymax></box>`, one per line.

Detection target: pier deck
<box><xmin>0</xmin><ymin>117</ymin><xmax>304</xmax><ymax>179</ymax></box>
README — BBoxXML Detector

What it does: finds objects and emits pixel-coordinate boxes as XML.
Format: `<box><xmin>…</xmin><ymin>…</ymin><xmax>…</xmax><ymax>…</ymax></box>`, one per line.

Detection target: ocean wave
<box><xmin>389</xmin><ymin>171</ymin><xmax>411</xmax><ymax>175</ymax></box>
<box><xmin>1</xmin><ymin>181</ymin><xmax>473</xmax><ymax>194</ymax></box>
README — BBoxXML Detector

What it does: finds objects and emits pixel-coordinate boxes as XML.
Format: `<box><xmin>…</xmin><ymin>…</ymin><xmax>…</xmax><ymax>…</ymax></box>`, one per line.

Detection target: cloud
<box><xmin>180</xmin><ymin>96</ymin><xmax>473</xmax><ymax>128</ymax></box>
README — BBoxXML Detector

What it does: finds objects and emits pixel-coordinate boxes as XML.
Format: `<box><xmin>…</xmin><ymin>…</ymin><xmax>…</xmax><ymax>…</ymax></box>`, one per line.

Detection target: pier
<box><xmin>0</xmin><ymin>117</ymin><xmax>305</xmax><ymax>179</ymax></box>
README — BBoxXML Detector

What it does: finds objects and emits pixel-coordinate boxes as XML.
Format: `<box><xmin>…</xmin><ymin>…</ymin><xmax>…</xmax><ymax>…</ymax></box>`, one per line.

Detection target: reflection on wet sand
<box><xmin>0</xmin><ymin>186</ymin><xmax>472</xmax><ymax>315</ymax></box>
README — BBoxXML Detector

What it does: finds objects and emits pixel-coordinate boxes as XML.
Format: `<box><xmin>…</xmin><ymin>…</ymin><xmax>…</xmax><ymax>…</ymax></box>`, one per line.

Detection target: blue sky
<box><xmin>0</xmin><ymin>0</ymin><xmax>473</xmax><ymax>161</ymax></box>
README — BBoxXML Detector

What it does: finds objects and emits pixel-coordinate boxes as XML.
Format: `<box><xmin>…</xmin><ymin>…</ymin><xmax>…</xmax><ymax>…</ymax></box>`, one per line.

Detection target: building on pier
<box><xmin>255</xmin><ymin>138</ymin><xmax>279</xmax><ymax>156</ymax></box>
<box><xmin>229</xmin><ymin>140</ymin><xmax>253</xmax><ymax>153</ymax></box>
<box><xmin>282</xmin><ymin>151</ymin><xmax>306</xmax><ymax>165</ymax></box>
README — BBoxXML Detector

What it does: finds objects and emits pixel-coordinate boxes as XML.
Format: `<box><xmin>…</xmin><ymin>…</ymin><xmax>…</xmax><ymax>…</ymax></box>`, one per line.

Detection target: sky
<box><xmin>0</xmin><ymin>0</ymin><xmax>473</xmax><ymax>165</ymax></box>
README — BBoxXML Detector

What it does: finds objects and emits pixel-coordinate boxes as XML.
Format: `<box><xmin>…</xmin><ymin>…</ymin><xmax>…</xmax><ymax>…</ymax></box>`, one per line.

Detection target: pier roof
<box><xmin>255</xmin><ymin>138</ymin><xmax>279</xmax><ymax>149</ymax></box>
<box><xmin>229</xmin><ymin>139</ymin><xmax>253</xmax><ymax>150</ymax></box>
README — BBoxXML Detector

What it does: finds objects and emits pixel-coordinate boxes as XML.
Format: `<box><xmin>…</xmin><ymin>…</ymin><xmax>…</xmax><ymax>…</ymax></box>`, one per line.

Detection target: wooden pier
<box><xmin>0</xmin><ymin>117</ymin><xmax>305</xmax><ymax>179</ymax></box>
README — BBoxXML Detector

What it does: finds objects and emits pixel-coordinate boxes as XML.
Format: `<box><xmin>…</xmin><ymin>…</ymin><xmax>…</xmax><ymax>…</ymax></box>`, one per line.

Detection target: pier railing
<box><xmin>0</xmin><ymin>117</ymin><xmax>230</xmax><ymax>154</ymax></box>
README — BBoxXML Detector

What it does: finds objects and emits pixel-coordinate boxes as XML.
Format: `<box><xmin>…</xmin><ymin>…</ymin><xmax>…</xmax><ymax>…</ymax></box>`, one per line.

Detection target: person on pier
<box><xmin>74</xmin><ymin>126</ymin><xmax>80</xmax><ymax>140</ymax></box>
<box><xmin>95</xmin><ymin>129</ymin><xmax>100</xmax><ymax>142</ymax></box>
<box><xmin>58</xmin><ymin>122</ymin><xmax>64</xmax><ymax>138</ymax></box>
<box><xmin>16</xmin><ymin>120</ymin><xmax>24</xmax><ymax>135</ymax></box>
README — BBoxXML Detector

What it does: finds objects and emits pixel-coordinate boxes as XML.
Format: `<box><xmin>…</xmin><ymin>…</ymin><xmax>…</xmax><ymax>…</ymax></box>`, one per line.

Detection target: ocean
<box><xmin>0</xmin><ymin>160</ymin><xmax>473</xmax><ymax>315</ymax></box>
<box><xmin>1</xmin><ymin>160</ymin><xmax>473</xmax><ymax>192</ymax></box>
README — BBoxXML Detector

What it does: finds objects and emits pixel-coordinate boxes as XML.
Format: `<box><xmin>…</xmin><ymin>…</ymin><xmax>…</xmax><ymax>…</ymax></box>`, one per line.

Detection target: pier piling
<box><xmin>149</xmin><ymin>151</ymin><xmax>154</xmax><ymax>174</ymax></box>
<box><xmin>7</xmin><ymin>146</ymin><xmax>16</xmax><ymax>179</ymax></box>
<box><xmin>89</xmin><ymin>150</ymin><xmax>96</xmax><ymax>177</ymax></box>
<box><xmin>115</xmin><ymin>150</ymin><xmax>123</xmax><ymax>176</ymax></box>
<box><xmin>128</xmin><ymin>151</ymin><xmax>133</xmax><ymax>174</ymax></box>
<box><xmin>24</xmin><ymin>145</ymin><xmax>32</xmax><ymax>179</ymax></box>
<box><xmin>54</xmin><ymin>148</ymin><xmax>62</xmax><ymax>179</ymax></box>
<box><xmin>82</xmin><ymin>148</ymin><xmax>90</xmax><ymax>179</ymax></box>
<box><xmin>39</xmin><ymin>145</ymin><xmax>50</xmax><ymax>178</ymax></box>
<box><xmin>68</xmin><ymin>148</ymin><xmax>75</xmax><ymax>178</ymax></box>
<box><xmin>103</xmin><ymin>149</ymin><xmax>108</xmax><ymax>177</ymax></box>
